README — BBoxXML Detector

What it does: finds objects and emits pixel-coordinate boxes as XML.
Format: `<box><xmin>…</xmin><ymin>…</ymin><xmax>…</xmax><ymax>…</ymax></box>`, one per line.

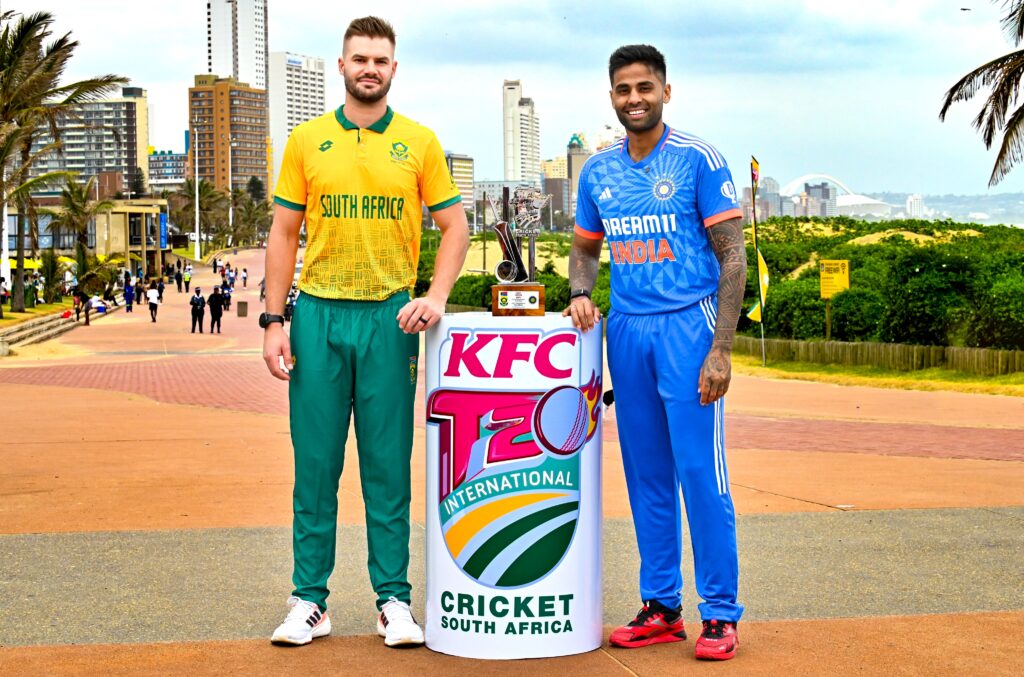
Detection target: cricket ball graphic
<box><xmin>533</xmin><ymin>385</ymin><xmax>589</xmax><ymax>455</ymax></box>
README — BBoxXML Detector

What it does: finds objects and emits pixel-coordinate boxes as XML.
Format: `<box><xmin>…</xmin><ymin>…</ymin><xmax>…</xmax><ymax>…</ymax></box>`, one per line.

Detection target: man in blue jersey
<box><xmin>564</xmin><ymin>44</ymin><xmax>747</xmax><ymax>661</ymax></box>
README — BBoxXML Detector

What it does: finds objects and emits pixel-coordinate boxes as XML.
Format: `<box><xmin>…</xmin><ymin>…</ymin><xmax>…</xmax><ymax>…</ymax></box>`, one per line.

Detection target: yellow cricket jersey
<box><xmin>273</xmin><ymin>105</ymin><xmax>461</xmax><ymax>300</ymax></box>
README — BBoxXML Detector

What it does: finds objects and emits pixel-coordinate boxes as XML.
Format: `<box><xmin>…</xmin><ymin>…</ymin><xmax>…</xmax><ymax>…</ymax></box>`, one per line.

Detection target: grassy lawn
<box><xmin>0</xmin><ymin>297</ymin><xmax>75</xmax><ymax>331</ymax></box>
<box><xmin>733</xmin><ymin>353</ymin><xmax>1024</xmax><ymax>397</ymax></box>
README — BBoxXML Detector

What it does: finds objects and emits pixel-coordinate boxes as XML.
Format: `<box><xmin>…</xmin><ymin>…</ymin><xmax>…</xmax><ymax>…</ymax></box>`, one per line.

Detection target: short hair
<box><xmin>608</xmin><ymin>44</ymin><xmax>666</xmax><ymax>84</ymax></box>
<box><xmin>344</xmin><ymin>16</ymin><xmax>396</xmax><ymax>47</ymax></box>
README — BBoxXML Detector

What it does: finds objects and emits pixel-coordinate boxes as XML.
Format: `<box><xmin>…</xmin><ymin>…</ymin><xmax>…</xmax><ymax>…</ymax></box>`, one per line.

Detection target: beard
<box><xmin>344</xmin><ymin>73</ymin><xmax>392</xmax><ymax>104</ymax></box>
<box><xmin>615</xmin><ymin>105</ymin><xmax>662</xmax><ymax>133</ymax></box>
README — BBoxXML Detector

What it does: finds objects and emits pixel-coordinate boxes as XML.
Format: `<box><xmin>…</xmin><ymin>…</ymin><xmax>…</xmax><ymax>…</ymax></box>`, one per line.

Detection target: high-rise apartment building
<box><xmin>502</xmin><ymin>80</ymin><xmax>540</xmax><ymax>185</ymax></box>
<box><xmin>268</xmin><ymin>52</ymin><xmax>326</xmax><ymax>185</ymax></box>
<box><xmin>806</xmin><ymin>182</ymin><xmax>838</xmax><ymax>217</ymax></box>
<box><xmin>28</xmin><ymin>87</ymin><xmax>149</xmax><ymax>192</ymax></box>
<box><xmin>148</xmin><ymin>150</ymin><xmax>188</xmax><ymax>192</ymax></box>
<box><xmin>207</xmin><ymin>0</ymin><xmax>268</xmax><ymax>92</ymax></box>
<box><xmin>188</xmin><ymin>75</ymin><xmax>269</xmax><ymax>194</ymax></box>
<box><xmin>906</xmin><ymin>194</ymin><xmax>925</xmax><ymax>218</ymax></box>
<box><xmin>445</xmin><ymin>152</ymin><xmax>475</xmax><ymax>212</ymax></box>
<box><xmin>567</xmin><ymin>133</ymin><xmax>592</xmax><ymax>218</ymax></box>
<box><xmin>541</xmin><ymin>157</ymin><xmax>567</xmax><ymax>179</ymax></box>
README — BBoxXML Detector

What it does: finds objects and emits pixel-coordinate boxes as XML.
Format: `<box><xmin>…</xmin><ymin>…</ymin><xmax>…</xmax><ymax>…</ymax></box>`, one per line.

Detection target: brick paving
<box><xmin>0</xmin><ymin>355</ymin><xmax>1020</xmax><ymax>462</ymax></box>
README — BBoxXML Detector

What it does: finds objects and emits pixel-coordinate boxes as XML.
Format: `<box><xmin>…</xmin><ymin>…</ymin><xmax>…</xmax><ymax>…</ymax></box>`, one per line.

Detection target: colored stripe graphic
<box><xmin>444</xmin><ymin>492</ymin><xmax>567</xmax><ymax>558</ymax></box>
<box><xmin>461</xmin><ymin>501</ymin><xmax>579</xmax><ymax>579</ymax></box>
<box><xmin>496</xmin><ymin>519</ymin><xmax>578</xmax><ymax>587</ymax></box>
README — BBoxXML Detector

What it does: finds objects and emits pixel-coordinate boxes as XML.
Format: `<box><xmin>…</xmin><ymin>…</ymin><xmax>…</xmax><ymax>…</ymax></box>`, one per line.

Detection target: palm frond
<box><xmin>1001</xmin><ymin>0</ymin><xmax>1024</xmax><ymax>45</ymax></box>
<box><xmin>939</xmin><ymin>48</ymin><xmax>1024</xmax><ymax>120</ymax></box>
<box><xmin>989</xmin><ymin>102</ymin><xmax>1024</xmax><ymax>184</ymax></box>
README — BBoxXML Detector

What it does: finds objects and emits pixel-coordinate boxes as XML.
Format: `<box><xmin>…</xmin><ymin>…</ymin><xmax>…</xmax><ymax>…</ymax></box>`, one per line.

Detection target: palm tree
<box><xmin>235</xmin><ymin>194</ymin><xmax>272</xmax><ymax>245</ymax></box>
<box><xmin>940</xmin><ymin>1</ymin><xmax>1024</xmax><ymax>185</ymax></box>
<box><xmin>50</xmin><ymin>176</ymin><xmax>114</xmax><ymax>274</ymax></box>
<box><xmin>0</xmin><ymin>10</ymin><xmax>125</xmax><ymax>312</ymax></box>
<box><xmin>0</xmin><ymin>115</ymin><xmax>67</xmax><ymax>318</ymax></box>
<box><xmin>172</xmin><ymin>178</ymin><xmax>227</xmax><ymax>256</ymax></box>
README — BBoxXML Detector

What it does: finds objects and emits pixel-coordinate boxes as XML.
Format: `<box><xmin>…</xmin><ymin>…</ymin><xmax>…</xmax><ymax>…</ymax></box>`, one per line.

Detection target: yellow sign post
<box><xmin>819</xmin><ymin>260</ymin><xmax>850</xmax><ymax>340</ymax></box>
<box><xmin>819</xmin><ymin>260</ymin><xmax>850</xmax><ymax>299</ymax></box>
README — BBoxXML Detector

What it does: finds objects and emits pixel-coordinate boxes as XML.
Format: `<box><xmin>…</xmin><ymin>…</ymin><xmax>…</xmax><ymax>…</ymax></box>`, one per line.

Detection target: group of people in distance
<box><xmin>258</xmin><ymin>16</ymin><xmax>744</xmax><ymax>663</ymax></box>
<box><xmin>189</xmin><ymin>286</ymin><xmax>227</xmax><ymax>334</ymax></box>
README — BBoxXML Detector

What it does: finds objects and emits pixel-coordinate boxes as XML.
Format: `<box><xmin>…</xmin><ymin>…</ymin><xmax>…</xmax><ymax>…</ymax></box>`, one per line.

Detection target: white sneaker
<box><xmin>270</xmin><ymin>596</ymin><xmax>331</xmax><ymax>645</ymax></box>
<box><xmin>377</xmin><ymin>597</ymin><xmax>425</xmax><ymax>647</ymax></box>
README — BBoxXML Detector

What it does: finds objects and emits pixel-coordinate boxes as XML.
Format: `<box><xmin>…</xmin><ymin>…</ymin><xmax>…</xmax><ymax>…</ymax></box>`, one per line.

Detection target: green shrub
<box><xmin>764</xmin><ymin>278</ymin><xmax>826</xmax><ymax>340</ymax></box>
<box><xmin>830</xmin><ymin>287</ymin><xmax>885</xmax><ymax>341</ymax></box>
<box><xmin>965</xmin><ymin>272</ymin><xmax>1024</xmax><ymax>349</ymax></box>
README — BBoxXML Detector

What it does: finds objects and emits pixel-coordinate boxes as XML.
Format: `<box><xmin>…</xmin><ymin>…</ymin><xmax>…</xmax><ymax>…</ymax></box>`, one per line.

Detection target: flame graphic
<box><xmin>580</xmin><ymin>370</ymin><xmax>603</xmax><ymax>441</ymax></box>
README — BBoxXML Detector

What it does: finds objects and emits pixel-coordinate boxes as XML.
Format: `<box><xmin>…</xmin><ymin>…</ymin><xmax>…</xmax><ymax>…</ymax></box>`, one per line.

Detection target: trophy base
<box><xmin>491</xmin><ymin>283</ymin><xmax>545</xmax><ymax>317</ymax></box>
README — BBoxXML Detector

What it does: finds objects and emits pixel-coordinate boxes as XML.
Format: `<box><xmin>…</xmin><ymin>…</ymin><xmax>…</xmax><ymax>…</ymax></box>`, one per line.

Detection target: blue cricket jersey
<box><xmin>575</xmin><ymin>125</ymin><xmax>742</xmax><ymax>315</ymax></box>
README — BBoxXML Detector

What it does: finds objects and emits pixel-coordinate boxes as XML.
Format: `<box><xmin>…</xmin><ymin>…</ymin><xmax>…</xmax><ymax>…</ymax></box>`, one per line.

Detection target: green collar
<box><xmin>335</xmin><ymin>105</ymin><xmax>394</xmax><ymax>133</ymax></box>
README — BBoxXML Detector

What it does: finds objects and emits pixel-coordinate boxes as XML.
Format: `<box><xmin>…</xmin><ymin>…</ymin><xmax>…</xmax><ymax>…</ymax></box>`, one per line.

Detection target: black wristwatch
<box><xmin>570</xmin><ymin>288</ymin><xmax>591</xmax><ymax>300</ymax></box>
<box><xmin>258</xmin><ymin>312</ymin><xmax>285</xmax><ymax>329</ymax></box>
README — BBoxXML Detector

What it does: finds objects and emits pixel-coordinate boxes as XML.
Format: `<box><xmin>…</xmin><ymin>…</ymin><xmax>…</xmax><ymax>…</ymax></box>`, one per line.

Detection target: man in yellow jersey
<box><xmin>262</xmin><ymin>16</ymin><xmax>469</xmax><ymax>648</ymax></box>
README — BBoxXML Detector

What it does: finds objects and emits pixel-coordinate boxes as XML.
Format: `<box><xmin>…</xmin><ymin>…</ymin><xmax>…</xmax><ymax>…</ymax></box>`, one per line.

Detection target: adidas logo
<box><xmin>598</xmin><ymin>187</ymin><xmax>613</xmax><ymax>201</ymax></box>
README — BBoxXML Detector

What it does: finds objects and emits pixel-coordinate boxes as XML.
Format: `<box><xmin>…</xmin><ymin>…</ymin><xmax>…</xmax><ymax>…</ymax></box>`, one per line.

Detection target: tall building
<box><xmin>268</xmin><ymin>52</ymin><xmax>326</xmax><ymax>185</ymax></box>
<box><xmin>148</xmin><ymin>149</ymin><xmax>188</xmax><ymax>193</ymax></box>
<box><xmin>28</xmin><ymin>87</ymin><xmax>150</xmax><ymax>192</ymax></box>
<box><xmin>805</xmin><ymin>182</ymin><xmax>837</xmax><ymax>217</ymax></box>
<box><xmin>502</xmin><ymin>80</ymin><xmax>540</xmax><ymax>185</ymax></box>
<box><xmin>445</xmin><ymin>152</ymin><xmax>475</xmax><ymax>212</ymax></box>
<box><xmin>207</xmin><ymin>0</ymin><xmax>268</xmax><ymax>91</ymax></box>
<box><xmin>188</xmin><ymin>75</ymin><xmax>269</xmax><ymax>194</ymax></box>
<box><xmin>906</xmin><ymin>194</ymin><xmax>925</xmax><ymax>218</ymax></box>
<box><xmin>567</xmin><ymin>133</ymin><xmax>592</xmax><ymax>218</ymax></box>
<box><xmin>541</xmin><ymin>157</ymin><xmax>567</xmax><ymax>179</ymax></box>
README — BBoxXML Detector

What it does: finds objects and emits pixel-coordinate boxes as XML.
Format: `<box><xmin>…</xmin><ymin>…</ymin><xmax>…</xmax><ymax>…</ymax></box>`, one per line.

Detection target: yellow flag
<box><xmin>747</xmin><ymin>249</ymin><xmax>770</xmax><ymax>322</ymax></box>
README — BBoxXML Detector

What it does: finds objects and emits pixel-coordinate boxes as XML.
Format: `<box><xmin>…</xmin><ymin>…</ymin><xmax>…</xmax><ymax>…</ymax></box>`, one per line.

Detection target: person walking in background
<box><xmin>175</xmin><ymin>268</ymin><xmax>183</xmax><ymax>293</ymax></box>
<box><xmin>242</xmin><ymin>268</ymin><xmax>248</xmax><ymax>288</ymax></box>
<box><xmin>183</xmin><ymin>268</ymin><xmax>192</xmax><ymax>293</ymax></box>
<box><xmin>207</xmin><ymin>286</ymin><xmax>224</xmax><ymax>333</ymax></box>
<box><xmin>123</xmin><ymin>280</ymin><xmax>134</xmax><ymax>313</ymax></box>
<box><xmin>146</xmin><ymin>282</ymin><xmax>160</xmax><ymax>322</ymax></box>
<box><xmin>212</xmin><ymin>258</ymin><xmax>218</xmax><ymax>274</ymax></box>
<box><xmin>157</xmin><ymin>277</ymin><xmax>165</xmax><ymax>302</ymax></box>
<box><xmin>190</xmin><ymin>287</ymin><xmax>206</xmax><ymax>333</ymax></box>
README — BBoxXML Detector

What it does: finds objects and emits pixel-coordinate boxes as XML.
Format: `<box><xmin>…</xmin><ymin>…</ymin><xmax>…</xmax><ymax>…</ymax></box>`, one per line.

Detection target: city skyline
<box><xmin>32</xmin><ymin>0</ymin><xmax>1023</xmax><ymax>196</ymax></box>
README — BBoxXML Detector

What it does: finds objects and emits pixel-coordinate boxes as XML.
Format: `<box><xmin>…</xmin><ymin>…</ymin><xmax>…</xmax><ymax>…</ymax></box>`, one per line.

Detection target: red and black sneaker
<box><xmin>609</xmin><ymin>600</ymin><xmax>687</xmax><ymax>648</ymax></box>
<box><xmin>695</xmin><ymin>619</ymin><xmax>739</xmax><ymax>660</ymax></box>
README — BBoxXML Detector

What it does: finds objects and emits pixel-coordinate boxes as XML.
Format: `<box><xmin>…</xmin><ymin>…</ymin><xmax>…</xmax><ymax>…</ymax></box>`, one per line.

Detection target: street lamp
<box><xmin>226</xmin><ymin>136</ymin><xmax>238</xmax><ymax>240</ymax></box>
<box><xmin>193</xmin><ymin>116</ymin><xmax>201</xmax><ymax>260</ymax></box>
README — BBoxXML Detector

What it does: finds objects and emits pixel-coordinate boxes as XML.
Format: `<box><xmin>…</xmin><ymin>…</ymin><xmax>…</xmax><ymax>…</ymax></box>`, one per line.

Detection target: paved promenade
<box><xmin>1</xmin><ymin>248</ymin><xmax>1021</xmax><ymax>675</ymax></box>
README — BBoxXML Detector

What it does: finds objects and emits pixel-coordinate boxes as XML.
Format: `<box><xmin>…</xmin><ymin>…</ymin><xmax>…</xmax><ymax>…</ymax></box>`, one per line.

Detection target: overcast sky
<box><xmin>23</xmin><ymin>0</ymin><xmax>1022</xmax><ymax>195</ymax></box>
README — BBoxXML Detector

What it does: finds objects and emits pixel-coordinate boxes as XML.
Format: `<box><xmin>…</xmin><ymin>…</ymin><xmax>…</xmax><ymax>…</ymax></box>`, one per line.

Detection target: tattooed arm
<box><xmin>700</xmin><ymin>216</ymin><xmax>748</xmax><ymax>405</ymax></box>
<box><xmin>562</xmin><ymin>233</ymin><xmax>603</xmax><ymax>332</ymax></box>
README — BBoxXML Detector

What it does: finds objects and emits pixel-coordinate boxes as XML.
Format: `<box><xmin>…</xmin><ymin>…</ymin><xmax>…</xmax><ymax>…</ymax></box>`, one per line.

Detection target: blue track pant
<box><xmin>607</xmin><ymin>296</ymin><xmax>743</xmax><ymax>622</ymax></box>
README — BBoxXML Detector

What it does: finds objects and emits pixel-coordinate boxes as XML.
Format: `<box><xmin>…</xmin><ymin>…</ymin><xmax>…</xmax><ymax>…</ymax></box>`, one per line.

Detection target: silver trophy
<box><xmin>489</xmin><ymin>186</ymin><xmax>552</xmax><ymax>283</ymax></box>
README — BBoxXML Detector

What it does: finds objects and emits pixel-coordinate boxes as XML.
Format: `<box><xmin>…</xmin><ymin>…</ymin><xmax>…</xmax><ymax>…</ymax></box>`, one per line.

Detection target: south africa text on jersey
<box><xmin>320</xmin><ymin>193</ymin><xmax>406</xmax><ymax>220</ymax></box>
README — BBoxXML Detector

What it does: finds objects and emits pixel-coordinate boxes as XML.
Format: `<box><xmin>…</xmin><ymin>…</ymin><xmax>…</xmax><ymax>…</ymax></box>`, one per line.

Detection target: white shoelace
<box><xmin>382</xmin><ymin>596</ymin><xmax>415</xmax><ymax>623</ymax></box>
<box><xmin>284</xmin><ymin>596</ymin><xmax>318</xmax><ymax>623</ymax></box>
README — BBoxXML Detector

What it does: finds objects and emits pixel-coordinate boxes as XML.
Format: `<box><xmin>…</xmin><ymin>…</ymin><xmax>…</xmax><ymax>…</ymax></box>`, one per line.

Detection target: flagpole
<box><xmin>751</xmin><ymin>156</ymin><xmax>766</xmax><ymax>366</ymax></box>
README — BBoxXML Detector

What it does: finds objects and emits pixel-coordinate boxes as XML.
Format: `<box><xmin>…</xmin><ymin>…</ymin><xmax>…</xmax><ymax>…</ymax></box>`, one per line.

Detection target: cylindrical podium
<box><xmin>424</xmin><ymin>312</ymin><xmax>603</xmax><ymax>659</ymax></box>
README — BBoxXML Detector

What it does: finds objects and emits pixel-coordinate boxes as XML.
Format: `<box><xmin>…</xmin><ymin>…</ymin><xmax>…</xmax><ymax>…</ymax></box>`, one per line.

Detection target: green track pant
<box><xmin>288</xmin><ymin>291</ymin><xmax>418</xmax><ymax>612</ymax></box>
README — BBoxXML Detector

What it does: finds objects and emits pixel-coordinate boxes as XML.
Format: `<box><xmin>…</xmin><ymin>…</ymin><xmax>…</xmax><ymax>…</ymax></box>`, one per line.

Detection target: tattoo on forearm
<box><xmin>569</xmin><ymin>241</ymin><xmax>600</xmax><ymax>291</ymax></box>
<box><xmin>708</xmin><ymin>217</ymin><xmax>748</xmax><ymax>351</ymax></box>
